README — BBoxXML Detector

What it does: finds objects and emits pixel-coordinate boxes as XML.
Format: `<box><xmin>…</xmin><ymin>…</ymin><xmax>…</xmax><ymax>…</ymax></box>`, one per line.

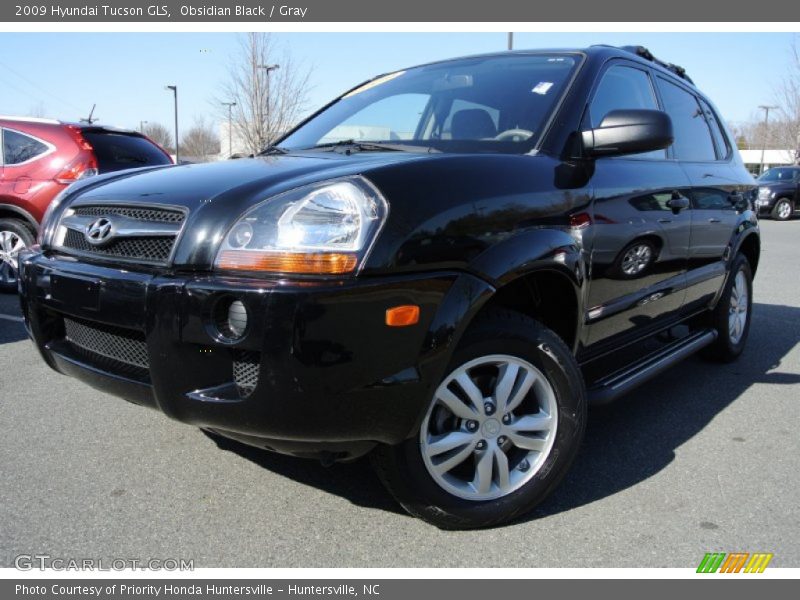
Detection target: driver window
<box><xmin>589</xmin><ymin>64</ymin><xmax>665</xmax><ymax>159</ymax></box>
<box><xmin>320</xmin><ymin>93</ymin><xmax>430</xmax><ymax>144</ymax></box>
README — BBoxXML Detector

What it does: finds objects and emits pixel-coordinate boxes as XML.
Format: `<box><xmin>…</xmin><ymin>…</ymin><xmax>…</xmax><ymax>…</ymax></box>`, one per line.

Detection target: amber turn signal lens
<box><xmin>386</xmin><ymin>305</ymin><xmax>420</xmax><ymax>327</ymax></box>
<box><xmin>217</xmin><ymin>250</ymin><xmax>358</xmax><ymax>275</ymax></box>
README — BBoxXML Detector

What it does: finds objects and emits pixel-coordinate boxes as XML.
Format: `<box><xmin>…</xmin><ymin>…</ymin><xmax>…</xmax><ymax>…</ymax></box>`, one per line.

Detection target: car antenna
<box><xmin>79</xmin><ymin>104</ymin><xmax>98</xmax><ymax>124</ymax></box>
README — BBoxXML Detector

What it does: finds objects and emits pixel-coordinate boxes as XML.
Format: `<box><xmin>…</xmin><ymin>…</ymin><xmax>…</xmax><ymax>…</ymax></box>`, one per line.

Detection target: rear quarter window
<box><xmin>2</xmin><ymin>128</ymin><xmax>51</xmax><ymax>165</ymax></box>
<box><xmin>82</xmin><ymin>131</ymin><xmax>172</xmax><ymax>172</ymax></box>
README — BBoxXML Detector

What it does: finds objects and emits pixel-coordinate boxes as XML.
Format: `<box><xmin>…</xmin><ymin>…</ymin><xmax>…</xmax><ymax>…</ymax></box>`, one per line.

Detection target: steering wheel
<box><xmin>494</xmin><ymin>128</ymin><xmax>534</xmax><ymax>142</ymax></box>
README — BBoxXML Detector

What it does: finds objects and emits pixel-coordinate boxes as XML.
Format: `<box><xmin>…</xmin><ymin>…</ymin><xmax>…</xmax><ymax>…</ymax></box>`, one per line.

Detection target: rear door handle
<box><xmin>708</xmin><ymin>218</ymin><xmax>721</xmax><ymax>223</ymax></box>
<box><xmin>657</xmin><ymin>218</ymin><xmax>672</xmax><ymax>224</ymax></box>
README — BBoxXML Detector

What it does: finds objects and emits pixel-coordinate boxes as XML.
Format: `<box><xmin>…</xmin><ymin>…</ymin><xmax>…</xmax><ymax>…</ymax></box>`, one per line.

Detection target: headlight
<box><xmin>215</xmin><ymin>176</ymin><xmax>388</xmax><ymax>275</ymax></box>
<box><xmin>757</xmin><ymin>187</ymin><xmax>773</xmax><ymax>200</ymax></box>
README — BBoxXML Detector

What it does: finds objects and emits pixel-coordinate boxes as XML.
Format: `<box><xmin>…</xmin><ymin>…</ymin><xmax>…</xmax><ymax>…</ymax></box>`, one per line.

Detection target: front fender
<box><xmin>469</xmin><ymin>227</ymin><xmax>585</xmax><ymax>288</ymax></box>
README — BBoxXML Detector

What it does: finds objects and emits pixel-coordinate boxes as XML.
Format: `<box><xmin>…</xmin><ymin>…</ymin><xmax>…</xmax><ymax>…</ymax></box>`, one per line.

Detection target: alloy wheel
<box><xmin>621</xmin><ymin>243</ymin><xmax>653</xmax><ymax>276</ymax></box>
<box><xmin>0</xmin><ymin>230</ymin><xmax>26</xmax><ymax>287</ymax></box>
<box><xmin>728</xmin><ymin>269</ymin><xmax>749</xmax><ymax>345</ymax></box>
<box><xmin>420</xmin><ymin>354</ymin><xmax>558</xmax><ymax>501</ymax></box>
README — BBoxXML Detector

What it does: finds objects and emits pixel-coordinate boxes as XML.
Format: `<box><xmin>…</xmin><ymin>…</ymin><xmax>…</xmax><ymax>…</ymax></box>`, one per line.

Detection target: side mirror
<box><xmin>582</xmin><ymin>109</ymin><xmax>674</xmax><ymax>158</ymax></box>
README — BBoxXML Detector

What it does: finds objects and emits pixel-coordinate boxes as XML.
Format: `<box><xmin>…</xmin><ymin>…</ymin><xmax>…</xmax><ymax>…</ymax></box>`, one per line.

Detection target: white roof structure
<box><xmin>739</xmin><ymin>149</ymin><xmax>797</xmax><ymax>166</ymax></box>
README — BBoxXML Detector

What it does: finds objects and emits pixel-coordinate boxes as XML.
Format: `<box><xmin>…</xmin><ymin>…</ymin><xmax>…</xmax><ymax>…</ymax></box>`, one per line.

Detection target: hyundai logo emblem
<box><xmin>84</xmin><ymin>217</ymin><xmax>114</xmax><ymax>246</ymax></box>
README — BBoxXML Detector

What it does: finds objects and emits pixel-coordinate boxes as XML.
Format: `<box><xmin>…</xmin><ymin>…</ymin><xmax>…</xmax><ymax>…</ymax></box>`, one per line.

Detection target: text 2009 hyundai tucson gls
<box><xmin>19</xmin><ymin>46</ymin><xmax>759</xmax><ymax>529</ymax></box>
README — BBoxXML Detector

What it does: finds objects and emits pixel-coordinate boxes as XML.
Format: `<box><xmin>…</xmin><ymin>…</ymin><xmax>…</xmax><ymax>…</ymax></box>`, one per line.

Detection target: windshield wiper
<box><xmin>302</xmin><ymin>139</ymin><xmax>439</xmax><ymax>154</ymax></box>
<box><xmin>258</xmin><ymin>145</ymin><xmax>290</xmax><ymax>156</ymax></box>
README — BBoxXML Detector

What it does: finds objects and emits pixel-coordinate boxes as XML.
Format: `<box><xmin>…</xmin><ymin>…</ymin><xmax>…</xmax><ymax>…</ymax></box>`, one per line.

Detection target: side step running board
<box><xmin>588</xmin><ymin>329</ymin><xmax>717</xmax><ymax>405</ymax></box>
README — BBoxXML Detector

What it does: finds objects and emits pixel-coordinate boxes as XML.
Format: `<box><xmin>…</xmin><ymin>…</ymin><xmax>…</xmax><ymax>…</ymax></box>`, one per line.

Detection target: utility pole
<box><xmin>507</xmin><ymin>33</ymin><xmax>513</xmax><ymax>51</ymax></box>
<box><xmin>221</xmin><ymin>101</ymin><xmax>236</xmax><ymax>157</ymax></box>
<box><xmin>758</xmin><ymin>104</ymin><xmax>778</xmax><ymax>175</ymax></box>
<box><xmin>139</xmin><ymin>120</ymin><xmax>148</xmax><ymax>134</ymax></box>
<box><xmin>165</xmin><ymin>85</ymin><xmax>179</xmax><ymax>163</ymax></box>
<box><xmin>259</xmin><ymin>64</ymin><xmax>280</xmax><ymax>147</ymax></box>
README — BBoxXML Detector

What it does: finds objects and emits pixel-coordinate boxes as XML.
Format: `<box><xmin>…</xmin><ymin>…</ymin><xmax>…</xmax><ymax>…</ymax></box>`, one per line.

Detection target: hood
<box><xmin>71</xmin><ymin>152</ymin><xmax>424</xmax><ymax>210</ymax></box>
<box><xmin>758</xmin><ymin>180</ymin><xmax>794</xmax><ymax>189</ymax></box>
<box><xmin>56</xmin><ymin>151</ymin><xmax>427</xmax><ymax>269</ymax></box>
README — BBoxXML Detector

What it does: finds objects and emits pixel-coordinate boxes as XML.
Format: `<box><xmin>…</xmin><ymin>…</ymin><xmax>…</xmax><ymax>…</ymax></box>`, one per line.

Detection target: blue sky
<box><xmin>0</xmin><ymin>32</ymin><xmax>796</xmax><ymax>133</ymax></box>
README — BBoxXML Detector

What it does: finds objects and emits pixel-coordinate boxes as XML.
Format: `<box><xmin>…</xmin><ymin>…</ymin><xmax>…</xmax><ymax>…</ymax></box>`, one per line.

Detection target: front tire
<box><xmin>372</xmin><ymin>309</ymin><xmax>587</xmax><ymax>529</ymax></box>
<box><xmin>0</xmin><ymin>219</ymin><xmax>35</xmax><ymax>293</ymax></box>
<box><xmin>701</xmin><ymin>253</ymin><xmax>753</xmax><ymax>362</ymax></box>
<box><xmin>614</xmin><ymin>239</ymin><xmax>656</xmax><ymax>279</ymax></box>
<box><xmin>772</xmin><ymin>198</ymin><xmax>793</xmax><ymax>221</ymax></box>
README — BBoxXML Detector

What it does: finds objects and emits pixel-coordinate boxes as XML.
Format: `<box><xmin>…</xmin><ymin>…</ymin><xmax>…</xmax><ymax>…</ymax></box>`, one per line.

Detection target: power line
<box><xmin>0</xmin><ymin>60</ymin><xmax>85</xmax><ymax>115</ymax></box>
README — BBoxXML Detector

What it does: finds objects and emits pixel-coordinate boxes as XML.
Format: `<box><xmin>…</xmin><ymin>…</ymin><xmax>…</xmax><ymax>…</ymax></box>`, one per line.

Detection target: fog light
<box><xmin>212</xmin><ymin>296</ymin><xmax>249</xmax><ymax>340</ymax></box>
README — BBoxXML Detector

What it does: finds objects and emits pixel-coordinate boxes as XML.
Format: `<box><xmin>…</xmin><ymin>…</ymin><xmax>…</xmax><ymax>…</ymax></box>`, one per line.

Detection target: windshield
<box><xmin>758</xmin><ymin>167</ymin><xmax>800</xmax><ymax>183</ymax></box>
<box><xmin>278</xmin><ymin>54</ymin><xmax>579</xmax><ymax>154</ymax></box>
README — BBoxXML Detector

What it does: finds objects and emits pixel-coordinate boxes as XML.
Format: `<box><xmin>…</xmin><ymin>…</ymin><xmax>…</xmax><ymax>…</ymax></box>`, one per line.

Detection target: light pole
<box><xmin>758</xmin><ymin>104</ymin><xmax>778</xmax><ymax>175</ymax></box>
<box><xmin>507</xmin><ymin>33</ymin><xmax>513</xmax><ymax>50</ymax></box>
<box><xmin>258</xmin><ymin>64</ymin><xmax>280</xmax><ymax>147</ymax></box>
<box><xmin>139</xmin><ymin>120</ymin><xmax>148</xmax><ymax>134</ymax></box>
<box><xmin>165</xmin><ymin>85</ymin><xmax>179</xmax><ymax>163</ymax></box>
<box><xmin>221</xmin><ymin>102</ymin><xmax>236</xmax><ymax>158</ymax></box>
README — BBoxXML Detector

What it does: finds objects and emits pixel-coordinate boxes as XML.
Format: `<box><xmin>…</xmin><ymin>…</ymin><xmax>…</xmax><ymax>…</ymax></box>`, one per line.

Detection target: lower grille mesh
<box><xmin>233</xmin><ymin>351</ymin><xmax>260</xmax><ymax>397</ymax></box>
<box><xmin>64</xmin><ymin>318</ymin><xmax>149</xmax><ymax>369</ymax></box>
<box><xmin>63</xmin><ymin>229</ymin><xmax>174</xmax><ymax>262</ymax></box>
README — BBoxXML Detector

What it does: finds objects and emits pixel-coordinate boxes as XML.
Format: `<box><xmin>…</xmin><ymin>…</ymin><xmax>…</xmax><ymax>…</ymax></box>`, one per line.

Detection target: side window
<box><xmin>2</xmin><ymin>129</ymin><xmax>50</xmax><ymax>165</ymax></box>
<box><xmin>657</xmin><ymin>78</ymin><xmax>717</xmax><ymax>162</ymax></box>
<box><xmin>589</xmin><ymin>64</ymin><xmax>664</xmax><ymax>159</ymax></box>
<box><xmin>699</xmin><ymin>98</ymin><xmax>730</xmax><ymax>160</ymax></box>
<box><xmin>693</xmin><ymin>188</ymin><xmax>734</xmax><ymax>211</ymax></box>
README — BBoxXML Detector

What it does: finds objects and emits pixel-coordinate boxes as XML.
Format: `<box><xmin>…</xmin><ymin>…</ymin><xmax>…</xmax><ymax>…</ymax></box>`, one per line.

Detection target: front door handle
<box><xmin>708</xmin><ymin>217</ymin><xmax>721</xmax><ymax>223</ymax></box>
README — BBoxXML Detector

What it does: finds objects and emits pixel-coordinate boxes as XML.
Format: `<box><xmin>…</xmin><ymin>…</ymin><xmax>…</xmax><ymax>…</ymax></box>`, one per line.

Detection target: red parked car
<box><xmin>0</xmin><ymin>116</ymin><xmax>173</xmax><ymax>290</ymax></box>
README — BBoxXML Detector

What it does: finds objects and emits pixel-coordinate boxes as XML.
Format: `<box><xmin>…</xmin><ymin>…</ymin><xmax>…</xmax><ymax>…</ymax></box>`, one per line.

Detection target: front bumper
<box><xmin>754</xmin><ymin>198</ymin><xmax>776</xmax><ymax>215</ymax></box>
<box><xmin>18</xmin><ymin>252</ymin><xmax>492</xmax><ymax>460</ymax></box>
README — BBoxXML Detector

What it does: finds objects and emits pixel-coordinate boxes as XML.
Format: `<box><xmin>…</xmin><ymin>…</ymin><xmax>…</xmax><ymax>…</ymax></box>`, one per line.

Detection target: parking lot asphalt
<box><xmin>0</xmin><ymin>219</ymin><xmax>798</xmax><ymax>569</ymax></box>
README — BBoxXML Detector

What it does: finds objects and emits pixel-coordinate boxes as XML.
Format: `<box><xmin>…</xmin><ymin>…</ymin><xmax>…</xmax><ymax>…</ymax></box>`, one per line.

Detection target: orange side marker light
<box><xmin>386</xmin><ymin>305</ymin><xmax>420</xmax><ymax>327</ymax></box>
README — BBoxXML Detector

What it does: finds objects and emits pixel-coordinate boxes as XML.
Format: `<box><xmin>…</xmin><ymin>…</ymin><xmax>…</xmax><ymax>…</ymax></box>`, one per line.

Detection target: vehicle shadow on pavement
<box><xmin>205</xmin><ymin>302</ymin><xmax>800</xmax><ymax>524</ymax></box>
<box><xmin>528</xmin><ymin>301</ymin><xmax>800</xmax><ymax>523</ymax></box>
<box><xmin>0</xmin><ymin>319</ymin><xmax>27</xmax><ymax>345</ymax></box>
<box><xmin>203</xmin><ymin>431</ymin><xmax>406</xmax><ymax>516</ymax></box>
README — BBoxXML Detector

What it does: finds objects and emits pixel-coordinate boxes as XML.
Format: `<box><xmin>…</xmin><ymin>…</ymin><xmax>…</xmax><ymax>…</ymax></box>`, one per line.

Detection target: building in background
<box><xmin>740</xmin><ymin>149</ymin><xmax>798</xmax><ymax>176</ymax></box>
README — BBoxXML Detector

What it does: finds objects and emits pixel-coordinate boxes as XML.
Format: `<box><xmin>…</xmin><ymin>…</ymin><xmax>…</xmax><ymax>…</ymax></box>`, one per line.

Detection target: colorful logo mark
<box><xmin>697</xmin><ymin>552</ymin><xmax>773</xmax><ymax>573</ymax></box>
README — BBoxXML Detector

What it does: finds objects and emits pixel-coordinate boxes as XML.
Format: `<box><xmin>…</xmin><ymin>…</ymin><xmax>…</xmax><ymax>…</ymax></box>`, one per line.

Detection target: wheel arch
<box><xmin>0</xmin><ymin>203</ymin><xmax>39</xmax><ymax>232</ymax></box>
<box><xmin>474</xmin><ymin>268</ymin><xmax>581</xmax><ymax>354</ymax></box>
<box><xmin>735</xmin><ymin>230</ymin><xmax>761</xmax><ymax>275</ymax></box>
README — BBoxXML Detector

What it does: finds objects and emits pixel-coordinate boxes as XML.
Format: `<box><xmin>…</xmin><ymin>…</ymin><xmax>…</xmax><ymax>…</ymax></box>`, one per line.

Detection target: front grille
<box><xmin>56</xmin><ymin>204</ymin><xmax>185</xmax><ymax>265</ymax></box>
<box><xmin>73</xmin><ymin>205</ymin><xmax>185</xmax><ymax>223</ymax></box>
<box><xmin>233</xmin><ymin>351</ymin><xmax>260</xmax><ymax>397</ymax></box>
<box><xmin>63</xmin><ymin>229</ymin><xmax>174</xmax><ymax>262</ymax></box>
<box><xmin>64</xmin><ymin>317</ymin><xmax>149</xmax><ymax>370</ymax></box>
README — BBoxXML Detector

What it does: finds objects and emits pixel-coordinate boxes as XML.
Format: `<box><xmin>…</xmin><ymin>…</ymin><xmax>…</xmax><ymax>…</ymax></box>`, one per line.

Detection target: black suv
<box><xmin>19</xmin><ymin>46</ymin><xmax>759</xmax><ymax>529</ymax></box>
<box><xmin>754</xmin><ymin>166</ymin><xmax>799</xmax><ymax>220</ymax></box>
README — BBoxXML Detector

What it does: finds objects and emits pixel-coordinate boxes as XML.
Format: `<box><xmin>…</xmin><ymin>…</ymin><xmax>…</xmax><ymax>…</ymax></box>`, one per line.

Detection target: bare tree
<box><xmin>180</xmin><ymin>117</ymin><xmax>221</xmax><ymax>162</ymax></box>
<box><xmin>142</xmin><ymin>122</ymin><xmax>174</xmax><ymax>154</ymax></box>
<box><xmin>218</xmin><ymin>33</ymin><xmax>312</xmax><ymax>155</ymax></box>
<box><xmin>27</xmin><ymin>102</ymin><xmax>47</xmax><ymax>118</ymax></box>
<box><xmin>774</xmin><ymin>36</ymin><xmax>800</xmax><ymax>163</ymax></box>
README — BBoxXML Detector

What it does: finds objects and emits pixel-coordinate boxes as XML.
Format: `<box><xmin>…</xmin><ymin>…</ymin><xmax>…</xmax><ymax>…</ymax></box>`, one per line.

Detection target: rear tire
<box><xmin>372</xmin><ymin>308</ymin><xmax>587</xmax><ymax>529</ymax></box>
<box><xmin>772</xmin><ymin>198</ymin><xmax>793</xmax><ymax>221</ymax></box>
<box><xmin>0</xmin><ymin>219</ymin><xmax>35</xmax><ymax>293</ymax></box>
<box><xmin>701</xmin><ymin>253</ymin><xmax>753</xmax><ymax>363</ymax></box>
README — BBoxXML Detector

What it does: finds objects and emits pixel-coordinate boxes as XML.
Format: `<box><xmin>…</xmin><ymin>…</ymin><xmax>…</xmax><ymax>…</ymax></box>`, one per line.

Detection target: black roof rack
<box><xmin>617</xmin><ymin>45</ymin><xmax>694</xmax><ymax>84</ymax></box>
